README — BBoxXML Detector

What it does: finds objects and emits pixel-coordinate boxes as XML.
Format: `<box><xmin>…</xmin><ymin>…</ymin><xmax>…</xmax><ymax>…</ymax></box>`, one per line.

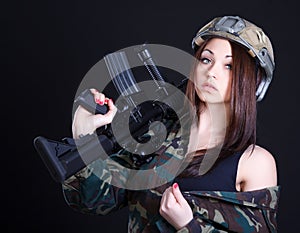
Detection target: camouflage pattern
<box><xmin>192</xmin><ymin>15</ymin><xmax>274</xmax><ymax>63</ymax></box>
<box><xmin>63</xmin><ymin>163</ymin><xmax>279</xmax><ymax>231</ymax></box>
<box><xmin>62</xmin><ymin>124</ymin><xmax>280</xmax><ymax>232</ymax></box>
<box><xmin>161</xmin><ymin>186</ymin><xmax>280</xmax><ymax>233</ymax></box>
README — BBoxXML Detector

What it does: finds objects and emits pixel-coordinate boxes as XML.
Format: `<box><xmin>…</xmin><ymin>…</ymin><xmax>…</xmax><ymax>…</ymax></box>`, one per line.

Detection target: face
<box><xmin>194</xmin><ymin>38</ymin><xmax>233</xmax><ymax>104</ymax></box>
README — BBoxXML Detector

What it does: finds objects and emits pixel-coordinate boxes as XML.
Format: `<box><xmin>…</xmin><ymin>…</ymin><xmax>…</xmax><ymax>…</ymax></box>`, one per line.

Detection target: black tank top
<box><xmin>174</xmin><ymin>151</ymin><xmax>244</xmax><ymax>192</ymax></box>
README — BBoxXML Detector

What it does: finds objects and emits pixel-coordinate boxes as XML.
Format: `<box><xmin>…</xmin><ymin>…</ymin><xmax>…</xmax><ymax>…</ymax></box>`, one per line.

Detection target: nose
<box><xmin>207</xmin><ymin>63</ymin><xmax>220</xmax><ymax>80</ymax></box>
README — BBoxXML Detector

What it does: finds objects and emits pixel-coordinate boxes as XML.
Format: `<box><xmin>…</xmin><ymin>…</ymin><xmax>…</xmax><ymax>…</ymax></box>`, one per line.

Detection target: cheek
<box><xmin>222</xmin><ymin>77</ymin><xmax>232</xmax><ymax>101</ymax></box>
<box><xmin>195</xmin><ymin>63</ymin><xmax>207</xmax><ymax>75</ymax></box>
<box><xmin>193</xmin><ymin>75</ymin><xmax>202</xmax><ymax>95</ymax></box>
<box><xmin>193</xmin><ymin>71</ymin><xmax>205</xmax><ymax>100</ymax></box>
<box><xmin>194</xmin><ymin>65</ymin><xmax>206</xmax><ymax>84</ymax></box>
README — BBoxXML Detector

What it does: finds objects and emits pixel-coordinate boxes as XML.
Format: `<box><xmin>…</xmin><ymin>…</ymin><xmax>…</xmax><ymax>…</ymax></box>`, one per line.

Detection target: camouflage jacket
<box><xmin>62</xmin><ymin>154</ymin><xmax>280</xmax><ymax>232</ymax></box>
<box><xmin>62</xmin><ymin>123</ymin><xmax>280</xmax><ymax>232</ymax></box>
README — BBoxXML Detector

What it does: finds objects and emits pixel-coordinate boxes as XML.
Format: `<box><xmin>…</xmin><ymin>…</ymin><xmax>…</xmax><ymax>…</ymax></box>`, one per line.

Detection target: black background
<box><xmin>3</xmin><ymin>0</ymin><xmax>299</xmax><ymax>232</ymax></box>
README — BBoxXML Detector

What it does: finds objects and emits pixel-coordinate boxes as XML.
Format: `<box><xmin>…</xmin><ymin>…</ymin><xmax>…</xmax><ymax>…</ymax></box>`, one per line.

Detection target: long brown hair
<box><xmin>183</xmin><ymin>38</ymin><xmax>263</xmax><ymax>176</ymax></box>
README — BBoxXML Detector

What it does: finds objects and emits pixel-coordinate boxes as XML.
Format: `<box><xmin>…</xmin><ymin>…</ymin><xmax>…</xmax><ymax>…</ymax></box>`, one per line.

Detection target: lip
<box><xmin>201</xmin><ymin>83</ymin><xmax>218</xmax><ymax>92</ymax></box>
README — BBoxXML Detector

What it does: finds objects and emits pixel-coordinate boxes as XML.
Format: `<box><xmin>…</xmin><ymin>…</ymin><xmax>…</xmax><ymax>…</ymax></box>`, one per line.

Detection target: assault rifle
<box><xmin>33</xmin><ymin>44</ymin><xmax>188</xmax><ymax>183</ymax></box>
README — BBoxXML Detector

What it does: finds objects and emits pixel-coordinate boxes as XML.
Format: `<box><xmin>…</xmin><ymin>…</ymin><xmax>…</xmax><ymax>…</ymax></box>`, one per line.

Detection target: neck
<box><xmin>204</xmin><ymin>102</ymin><xmax>230</xmax><ymax>130</ymax></box>
<box><xmin>188</xmin><ymin>102</ymin><xmax>230</xmax><ymax>152</ymax></box>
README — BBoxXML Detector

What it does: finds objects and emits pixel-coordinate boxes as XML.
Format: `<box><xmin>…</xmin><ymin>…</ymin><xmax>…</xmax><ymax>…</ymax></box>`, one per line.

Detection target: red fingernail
<box><xmin>104</xmin><ymin>99</ymin><xmax>109</xmax><ymax>104</ymax></box>
<box><xmin>96</xmin><ymin>99</ymin><xmax>104</xmax><ymax>105</ymax></box>
<box><xmin>173</xmin><ymin>183</ymin><xmax>178</xmax><ymax>189</ymax></box>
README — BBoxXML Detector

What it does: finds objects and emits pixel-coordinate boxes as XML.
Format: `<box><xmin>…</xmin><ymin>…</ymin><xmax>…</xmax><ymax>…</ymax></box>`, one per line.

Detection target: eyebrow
<box><xmin>202</xmin><ymin>49</ymin><xmax>232</xmax><ymax>58</ymax></box>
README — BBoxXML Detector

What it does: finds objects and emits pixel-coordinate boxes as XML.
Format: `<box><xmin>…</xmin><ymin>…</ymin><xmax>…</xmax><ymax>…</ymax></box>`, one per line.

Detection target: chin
<box><xmin>199</xmin><ymin>94</ymin><xmax>224</xmax><ymax>104</ymax></box>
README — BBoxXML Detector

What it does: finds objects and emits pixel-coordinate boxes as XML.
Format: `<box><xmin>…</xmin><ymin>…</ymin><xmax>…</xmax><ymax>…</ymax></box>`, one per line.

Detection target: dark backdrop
<box><xmin>3</xmin><ymin>0</ymin><xmax>299</xmax><ymax>232</ymax></box>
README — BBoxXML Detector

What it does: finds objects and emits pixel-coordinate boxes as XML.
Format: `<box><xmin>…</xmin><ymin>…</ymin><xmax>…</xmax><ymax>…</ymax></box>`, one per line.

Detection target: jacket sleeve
<box><xmin>176</xmin><ymin>186</ymin><xmax>280</xmax><ymax>233</ymax></box>
<box><xmin>62</xmin><ymin>156</ymin><xmax>128</xmax><ymax>215</ymax></box>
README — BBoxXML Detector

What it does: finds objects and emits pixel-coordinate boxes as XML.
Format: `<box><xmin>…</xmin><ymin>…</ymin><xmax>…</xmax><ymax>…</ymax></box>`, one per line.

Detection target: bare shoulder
<box><xmin>243</xmin><ymin>145</ymin><xmax>276</xmax><ymax>164</ymax></box>
<box><xmin>237</xmin><ymin>145</ymin><xmax>277</xmax><ymax>191</ymax></box>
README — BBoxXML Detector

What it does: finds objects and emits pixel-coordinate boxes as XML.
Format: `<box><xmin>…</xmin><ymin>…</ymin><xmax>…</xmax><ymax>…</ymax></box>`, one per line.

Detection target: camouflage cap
<box><xmin>192</xmin><ymin>15</ymin><xmax>275</xmax><ymax>101</ymax></box>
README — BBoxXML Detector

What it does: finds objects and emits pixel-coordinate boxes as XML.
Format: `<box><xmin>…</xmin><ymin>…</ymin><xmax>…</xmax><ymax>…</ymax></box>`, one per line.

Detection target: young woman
<box><xmin>63</xmin><ymin>15</ymin><xmax>279</xmax><ymax>232</ymax></box>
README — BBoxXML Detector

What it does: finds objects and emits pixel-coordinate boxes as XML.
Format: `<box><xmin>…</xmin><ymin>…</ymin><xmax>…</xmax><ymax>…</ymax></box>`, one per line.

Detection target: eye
<box><xmin>200</xmin><ymin>57</ymin><xmax>211</xmax><ymax>65</ymax></box>
<box><xmin>225</xmin><ymin>64</ymin><xmax>232</xmax><ymax>70</ymax></box>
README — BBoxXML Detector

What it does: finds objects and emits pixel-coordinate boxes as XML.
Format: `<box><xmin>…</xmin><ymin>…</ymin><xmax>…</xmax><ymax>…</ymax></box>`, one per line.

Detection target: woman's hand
<box><xmin>159</xmin><ymin>183</ymin><xmax>193</xmax><ymax>230</ymax></box>
<box><xmin>72</xmin><ymin>88</ymin><xmax>117</xmax><ymax>139</ymax></box>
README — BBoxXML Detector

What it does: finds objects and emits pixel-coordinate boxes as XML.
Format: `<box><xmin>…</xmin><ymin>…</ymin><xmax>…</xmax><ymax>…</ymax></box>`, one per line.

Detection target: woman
<box><xmin>63</xmin><ymin>15</ymin><xmax>279</xmax><ymax>232</ymax></box>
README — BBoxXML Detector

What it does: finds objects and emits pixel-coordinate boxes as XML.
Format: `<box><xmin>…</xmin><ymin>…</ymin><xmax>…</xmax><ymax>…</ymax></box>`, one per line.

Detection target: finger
<box><xmin>92</xmin><ymin>103</ymin><xmax>116</xmax><ymax>127</ymax></box>
<box><xmin>90</xmin><ymin>88</ymin><xmax>98</xmax><ymax>94</ymax></box>
<box><xmin>96</xmin><ymin>93</ymin><xmax>106</xmax><ymax>106</ymax></box>
<box><xmin>171</xmin><ymin>183</ymin><xmax>185</xmax><ymax>204</ymax></box>
<box><xmin>160</xmin><ymin>187</ymin><xmax>171</xmax><ymax>205</ymax></box>
<box><xmin>107</xmin><ymin>98</ymin><xmax>117</xmax><ymax>115</ymax></box>
<box><xmin>161</xmin><ymin>187</ymin><xmax>176</xmax><ymax>208</ymax></box>
<box><xmin>103</xmin><ymin>98</ymin><xmax>110</xmax><ymax>105</ymax></box>
<box><xmin>90</xmin><ymin>88</ymin><xmax>106</xmax><ymax>105</ymax></box>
